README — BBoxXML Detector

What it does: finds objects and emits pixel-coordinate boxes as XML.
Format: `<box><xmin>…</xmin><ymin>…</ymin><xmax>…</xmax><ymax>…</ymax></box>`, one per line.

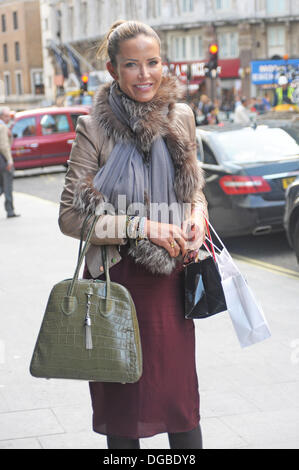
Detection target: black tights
<box><xmin>107</xmin><ymin>424</ymin><xmax>203</xmax><ymax>449</ymax></box>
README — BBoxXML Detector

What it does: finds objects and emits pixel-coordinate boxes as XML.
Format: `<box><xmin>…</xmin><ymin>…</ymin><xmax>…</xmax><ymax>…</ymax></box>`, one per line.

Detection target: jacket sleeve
<box><xmin>178</xmin><ymin>103</ymin><xmax>208</xmax><ymax>218</ymax></box>
<box><xmin>58</xmin><ymin>115</ymin><xmax>127</xmax><ymax>245</ymax></box>
<box><xmin>0</xmin><ymin>125</ymin><xmax>13</xmax><ymax>165</ymax></box>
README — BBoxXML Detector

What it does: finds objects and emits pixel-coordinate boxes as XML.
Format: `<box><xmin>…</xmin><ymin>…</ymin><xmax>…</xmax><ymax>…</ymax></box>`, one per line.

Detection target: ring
<box><xmin>169</xmin><ymin>241</ymin><xmax>175</xmax><ymax>248</ymax></box>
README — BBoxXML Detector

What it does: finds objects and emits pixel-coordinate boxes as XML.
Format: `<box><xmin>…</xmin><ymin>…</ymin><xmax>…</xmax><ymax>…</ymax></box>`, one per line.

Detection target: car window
<box><xmin>214</xmin><ymin>126</ymin><xmax>299</xmax><ymax>163</ymax></box>
<box><xmin>203</xmin><ymin>142</ymin><xmax>218</xmax><ymax>165</ymax></box>
<box><xmin>40</xmin><ymin>114</ymin><xmax>70</xmax><ymax>135</ymax></box>
<box><xmin>12</xmin><ymin>117</ymin><xmax>36</xmax><ymax>138</ymax></box>
<box><xmin>70</xmin><ymin>113</ymin><xmax>82</xmax><ymax>129</ymax></box>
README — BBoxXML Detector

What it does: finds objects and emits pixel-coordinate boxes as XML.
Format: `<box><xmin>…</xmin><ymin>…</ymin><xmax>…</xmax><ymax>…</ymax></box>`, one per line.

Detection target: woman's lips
<box><xmin>134</xmin><ymin>84</ymin><xmax>153</xmax><ymax>91</ymax></box>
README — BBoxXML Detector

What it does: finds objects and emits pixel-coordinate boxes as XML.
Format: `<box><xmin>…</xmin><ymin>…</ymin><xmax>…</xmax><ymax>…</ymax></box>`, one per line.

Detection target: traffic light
<box><xmin>80</xmin><ymin>74</ymin><xmax>89</xmax><ymax>92</ymax></box>
<box><xmin>206</xmin><ymin>43</ymin><xmax>218</xmax><ymax>77</ymax></box>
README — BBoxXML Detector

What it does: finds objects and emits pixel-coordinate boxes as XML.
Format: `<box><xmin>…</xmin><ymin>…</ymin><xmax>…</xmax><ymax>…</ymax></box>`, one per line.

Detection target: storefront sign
<box><xmin>251</xmin><ymin>59</ymin><xmax>299</xmax><ymax>85</ymax></box>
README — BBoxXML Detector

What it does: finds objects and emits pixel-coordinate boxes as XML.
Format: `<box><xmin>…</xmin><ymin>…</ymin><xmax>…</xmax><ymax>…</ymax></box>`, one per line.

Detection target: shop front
<box><xmin>163</xmin><ymin>58</ymin><xmax>240</xmax><ymax>109</ymax></box>
<box><xmin>251</xmin><ymin>58</ymin><xmax>299</xmax><ymax>105</ymax></box>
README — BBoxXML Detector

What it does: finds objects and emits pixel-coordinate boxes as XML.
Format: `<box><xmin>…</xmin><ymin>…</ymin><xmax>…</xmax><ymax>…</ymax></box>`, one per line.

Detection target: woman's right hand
<box><xmin>145</xmin><ymin>220</ymin><xmax>188</xmax><ymax>258</ymax></box>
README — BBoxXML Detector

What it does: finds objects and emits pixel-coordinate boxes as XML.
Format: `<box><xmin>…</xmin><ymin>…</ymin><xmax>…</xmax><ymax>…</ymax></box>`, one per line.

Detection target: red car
<box><xmin>11</xmin><ymin>106</ymin><xmax>90</xmax><ymax>170</ymax></box>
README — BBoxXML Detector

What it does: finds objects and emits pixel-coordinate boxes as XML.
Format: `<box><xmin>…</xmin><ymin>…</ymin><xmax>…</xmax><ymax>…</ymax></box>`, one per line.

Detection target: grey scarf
<box><xmin>92</xmin><ymin>82</ymin><xmax>185</xmax><ymax>275</ymax></box>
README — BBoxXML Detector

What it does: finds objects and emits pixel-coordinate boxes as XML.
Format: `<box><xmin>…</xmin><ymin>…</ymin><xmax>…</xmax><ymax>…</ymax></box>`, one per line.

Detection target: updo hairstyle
<box><xmin>97</xmin><ymin>20</ymin><xmax>161</xmax><ymax>67</ymax></box>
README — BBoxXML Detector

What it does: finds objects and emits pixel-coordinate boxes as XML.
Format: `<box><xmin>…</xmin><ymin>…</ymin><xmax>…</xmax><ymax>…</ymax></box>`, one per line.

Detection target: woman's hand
<box><xmin>182</xmin><ymin>214</ymin><xmax>206</xmax><ymax>252</ymax></box>
<box><xmin>145</xmin><ymin>220</ymin><xmax>189</xmax><ymax>258</ymax></box>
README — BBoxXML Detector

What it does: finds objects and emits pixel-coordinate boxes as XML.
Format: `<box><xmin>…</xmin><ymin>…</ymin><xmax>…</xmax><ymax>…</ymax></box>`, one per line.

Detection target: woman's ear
<box><xmin>106</xmin><ymin>61</ymin><xmax>118</xmax><ymax>80</ymax></box>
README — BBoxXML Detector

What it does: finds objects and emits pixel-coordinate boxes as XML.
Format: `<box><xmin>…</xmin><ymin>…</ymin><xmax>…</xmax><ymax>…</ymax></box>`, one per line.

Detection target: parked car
<box><xmin>284</xmin><ymin>176</ymin><xmax>299</xmax><ymax>262</ymax></box>
<box><xmin>196</xmin><ymin>124</ymin><xmax>299</xmax><ymax>238</ymax></box>
<box><xmin>10</xmin><ymin>105</ymin><xmax>90</xmax><ymax>170</ymax></box>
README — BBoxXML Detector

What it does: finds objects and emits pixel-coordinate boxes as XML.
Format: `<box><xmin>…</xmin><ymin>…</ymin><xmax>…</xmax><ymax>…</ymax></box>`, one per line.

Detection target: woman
<box><xmin>59</xmin><ymin>20</ymin><xmax>208</xmax><ymax>449</ymax></box>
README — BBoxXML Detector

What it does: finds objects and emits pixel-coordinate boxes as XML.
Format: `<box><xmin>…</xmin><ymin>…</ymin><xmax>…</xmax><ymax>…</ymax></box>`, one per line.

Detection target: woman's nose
<box><xmin>138</xmin><ymin>65</ymin><xmax>150</xmax><ymax>79</ymax></box>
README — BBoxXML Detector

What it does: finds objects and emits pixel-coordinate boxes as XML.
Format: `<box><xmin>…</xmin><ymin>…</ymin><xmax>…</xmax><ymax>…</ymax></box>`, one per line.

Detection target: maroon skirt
<box><xmin>84</xmin><ymin>246</ymin><xmax>200</xmax><ymax>439</ymax></box>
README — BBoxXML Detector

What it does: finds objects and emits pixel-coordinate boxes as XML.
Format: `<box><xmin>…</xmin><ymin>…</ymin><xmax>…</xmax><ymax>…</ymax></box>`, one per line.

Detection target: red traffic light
<box><xmin>209</xmin><ymin>44</ymin><xmax>218</xmax><ymax>55</ymax></box>
<box><xmin>81</xmin><ymin>74</ymin><xmax>89</xmax><ymax>83</ymax></box>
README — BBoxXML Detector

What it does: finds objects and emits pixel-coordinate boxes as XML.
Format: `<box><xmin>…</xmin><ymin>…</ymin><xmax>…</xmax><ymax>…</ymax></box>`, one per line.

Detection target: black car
<box><xmin>284</xmin><ymin>176</ymin><xmax>299</xmax><ymax>262</ymax></box>
<box><xmin>196</xmin><ymin>124</ymin><xmax>299</xmax><ymax>238</ymax></box>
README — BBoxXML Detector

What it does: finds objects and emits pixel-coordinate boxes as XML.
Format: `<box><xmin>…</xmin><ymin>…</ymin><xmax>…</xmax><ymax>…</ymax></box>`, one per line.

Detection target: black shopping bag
<box><xmin>184</xmin><ymin>256</ymin><xmax>227</xmax><ymax>319</ymax></box>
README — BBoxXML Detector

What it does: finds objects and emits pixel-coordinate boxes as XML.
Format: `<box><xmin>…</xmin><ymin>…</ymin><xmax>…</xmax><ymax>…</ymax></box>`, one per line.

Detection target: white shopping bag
<box><xmin>204</xmin><ymin>219</ymin><xmax>271</xmax><ymax>348</ymax></box>
<box><xmin>215</xmin><ymin>248</ymin><xmax>271</xmax><ymax>348</ymax></box>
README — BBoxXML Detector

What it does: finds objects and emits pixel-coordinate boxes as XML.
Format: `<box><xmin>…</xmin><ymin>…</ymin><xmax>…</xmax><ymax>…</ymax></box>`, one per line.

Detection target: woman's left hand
<box><xmin>182</xmin><ymin>215</ymin><xmax>205</xmax><ymax>251</ymax></box>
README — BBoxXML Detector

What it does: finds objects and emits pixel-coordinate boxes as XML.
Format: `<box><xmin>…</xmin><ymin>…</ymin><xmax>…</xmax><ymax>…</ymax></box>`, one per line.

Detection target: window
<box><xmin>215</xmin><ymin>0</ymin><xmax>231</xmax><ymax>9</ymax></box>
<box><xmin>267</xmin><ymin>25</ymin><xmax>285</xmax><ymax>57</ymax></box>
<box><xmin>12</xmin><ymin>117</ymin><xmax>37</xmax><ymax>138</ymax></box>
<box><xmin>1</xmin><ymin>14</ymin><xmax>6</xmax><ymax>32</ymax></box>
<box><xmin>182</xmin><ymin>0</ymin><xmax>194</xmax><ymax>12</ymax></box>
<box><xmin>15</xmin><ymin>42</ymin><xmax>20</xmax><ymax>61</ymax></box>
<box><xmin>68</xmin><ymin>6</ymin><xmax>74</xmax><ymax>40</ymax></box>
<box><xmin>13</xmin><ymin>11</ymin><xmax>18</xmax><ymax>29</ymax></box>
<box><xmin>71</xmin><ymin>113</ymin><xmax>83</xmax><ymax>129</ymax></box>
<box><xmin>3</xmin><ymin>43</ymin><xmax>8</xmax><ymax>62</ymax></box>
<box><xmin>40</xmin><ymin>114</ymin><xmax>70</xmax><ymax>135</ymax></box>
<box><xmin>155</xmin><ymin>0</ymin><xmax>162</xmax><ymax>17</ymax></box>
<box><xmin>190</xmin><ymin>35</ymin><xmax>204</xmax><ymax>59</ymax></box>
<box><xmin>81</xmin><ymin>2</ymin><xmax>87</xmax><ymax>36</ymax></box>
<box><xmin>4</xmin><ymin>73</ymin><xmax>11</xmax><ymax>96</ymax></box>
<box><xmin>266</xmin><ymin>0</ymin><xmax>285</xmax><ymax>14</ymax></box>
<box><xmin>146</xmin><ymin>0</ymin><xmax>162</xmax><ymax>18</ymax></box>
<box><xmin>16</xmin><ymin>72</ymin><xmax>23</xmax><ymax>95</ymax></box>
<box><xmin>174</xmin><ymin>36</ymin><xmax>187</xmax><ymax>60</ymax></box>
<box><xmin>182</xmin><ymin>37</ymin><xmax>186</xmax><ymax>58</ymax></box>
<box><xmin>172</xmin><ymin>35</ymin><xmax>204</xmax><ymax>61</ymax></box>
<box><xmin>218</xmin><ymin>32</ymin><xmax>239</xmax><ymax>58</ymax></box>
<box><xmin>202</xmin><ymin>142</ymin><xmax>218</xmax><ymax>165</ymax></box>
<box><xmin>32</xmin><ymin>70</ymin><xmax>44</xmax><ymax>95</ymax></box>
<box><xmin>191</xmin><ymin>36</ymin><xmax>196</xmax><ymax>58</ymax></box>
<box><xmin>198</xmin><ymin>36</ymin><xmax>203</xmax><ymax>59</ymax></box>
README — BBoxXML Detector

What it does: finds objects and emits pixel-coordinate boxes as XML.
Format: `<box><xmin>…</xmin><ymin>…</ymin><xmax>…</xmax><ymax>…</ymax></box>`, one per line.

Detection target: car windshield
<box><xmin>213</xmin><ymin>126</ymin><xmax>299</xmax><ymax>163</ymax></box>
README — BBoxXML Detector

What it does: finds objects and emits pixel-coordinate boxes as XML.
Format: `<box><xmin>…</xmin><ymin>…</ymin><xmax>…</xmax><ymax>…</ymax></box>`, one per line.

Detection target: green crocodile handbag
<box><xmin>30</xmin><ymin>215</ymin><xmax>142</xmax><ymax>383</ymax></box>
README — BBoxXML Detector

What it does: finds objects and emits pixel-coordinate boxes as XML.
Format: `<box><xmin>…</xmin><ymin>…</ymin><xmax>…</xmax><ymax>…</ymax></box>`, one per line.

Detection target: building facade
<box><xmin>40</xmin><ymin>0</ymin><xmax>299</xmax><ymax>105</ymax></box>
<box><xmin>0</xmin><ymin>0</ymin><xmax>44</xmax><ymax>110</ymax></box>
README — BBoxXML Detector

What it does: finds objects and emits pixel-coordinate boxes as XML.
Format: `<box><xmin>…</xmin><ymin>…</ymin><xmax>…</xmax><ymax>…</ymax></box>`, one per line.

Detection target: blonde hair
<box><xmin>97</xmin><ymin>20</ymin><xmax>161</xmax><ymax>66</ymax></box>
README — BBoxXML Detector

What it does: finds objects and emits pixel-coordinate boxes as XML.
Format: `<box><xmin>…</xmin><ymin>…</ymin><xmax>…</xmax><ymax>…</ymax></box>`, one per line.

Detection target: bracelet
<box><xmin>127</xmin><ymin>216</ymin><xmax>140</xmax><ymax>239</ymax></box>
<box><xmin>137</xmin><ymin>216</ymin><xmax>147</xmax><ymax>240</ymax></box>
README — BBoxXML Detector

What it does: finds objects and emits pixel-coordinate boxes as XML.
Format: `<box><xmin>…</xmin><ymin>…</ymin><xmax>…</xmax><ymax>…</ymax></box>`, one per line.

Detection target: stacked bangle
<box><xmin>127</xmin><ymin>216</ymin><xmax>140</xmax><ymax>239</ymax></box>
<box><xmin>126</xmin><ymin>215</ymin><xmax>148</xmax><ymax>240</ymax></box>
<box><xmin>138</xmin><ymin>216</ymin><xmax>147</xmax><ymax>240</ymax></box>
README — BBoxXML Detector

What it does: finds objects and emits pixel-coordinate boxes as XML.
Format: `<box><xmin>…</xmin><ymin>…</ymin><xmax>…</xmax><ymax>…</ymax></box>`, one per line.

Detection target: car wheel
<box><xmin>294</xmin><ymin>219</ymin><xmax>299</xmax><ymax>262</ymax></box>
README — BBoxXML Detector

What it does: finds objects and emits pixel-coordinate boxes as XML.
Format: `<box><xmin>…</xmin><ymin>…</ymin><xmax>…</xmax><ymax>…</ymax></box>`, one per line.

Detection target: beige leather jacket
<box><xmin>59</xmin><ymin>83</ymin><xmax>206</xmax><ymax>278</ymax></box>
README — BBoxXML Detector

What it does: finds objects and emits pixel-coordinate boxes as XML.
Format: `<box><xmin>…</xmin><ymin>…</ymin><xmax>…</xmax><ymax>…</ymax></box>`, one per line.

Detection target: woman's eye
<box><xmin>149</xmin><ymin>60</ymin><xmax>158</xmax><ymax>66</ymax></box>
<box><xmin>125</xmin><ymin>62</ymin><xmax>136</xmax><ymax>68</ymax></box>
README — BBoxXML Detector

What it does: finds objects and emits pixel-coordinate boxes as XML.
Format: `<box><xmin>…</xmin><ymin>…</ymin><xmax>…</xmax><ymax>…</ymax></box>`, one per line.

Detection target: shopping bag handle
<box><xmin>203</xmin><ymin>214</ymin><xmax>226</xmax><ymax>250</ymax></box>
<box><xmin>204</xmin><ymin>217</ymin><xmax>217</xmax><ymax>262</ymax></box>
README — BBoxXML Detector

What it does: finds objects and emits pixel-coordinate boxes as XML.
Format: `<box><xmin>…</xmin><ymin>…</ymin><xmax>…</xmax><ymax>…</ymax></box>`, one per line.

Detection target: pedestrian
<box><xmin>59</xmin><ymin>19</ymin><xmax>208</xmax><ymax>450</ymax></box>
<box><xmin>273</xmin><ymin>74</ymin><xmax>295</xmax><ymax>107</ymax></box>
<box><xmin>0</xmin><ymin>106</ymin><xmax>20</xmax><ymax>218</ymax></box>
<box><xmin>197</xmin><ymin>94</ymin><xmax>213</xmax><ymax>125</ymax></box>
<box><xmin>234</xmin><ymin>96</ymin><xmax>251</xmax><ymax>125</ymax></box>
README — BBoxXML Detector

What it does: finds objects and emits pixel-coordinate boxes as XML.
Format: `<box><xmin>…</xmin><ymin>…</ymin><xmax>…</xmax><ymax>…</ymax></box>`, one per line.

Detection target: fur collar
<box><xmin>87</xmin><ymin>75</ymin><xmax>203</xmax><ymax>204</ymax></box>
<box><xmin>91</xmin><ymin>75</ymin><xmax>184</xmax><ymax>154</ymax></box>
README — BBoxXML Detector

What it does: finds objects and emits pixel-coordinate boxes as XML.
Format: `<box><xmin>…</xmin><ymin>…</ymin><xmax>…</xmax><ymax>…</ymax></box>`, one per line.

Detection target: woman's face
<box><xmin>107</xmin><ymin>34</ymin><xmax>163</xmax><ymax>103</ymax></box>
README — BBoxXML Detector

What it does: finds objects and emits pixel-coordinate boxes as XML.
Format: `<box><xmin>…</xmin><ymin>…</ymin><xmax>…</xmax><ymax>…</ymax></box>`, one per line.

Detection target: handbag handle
<box><xmin>67</xmin><ymin>214</ymin><xmax>101</xmax><ymax>297</ymax></box>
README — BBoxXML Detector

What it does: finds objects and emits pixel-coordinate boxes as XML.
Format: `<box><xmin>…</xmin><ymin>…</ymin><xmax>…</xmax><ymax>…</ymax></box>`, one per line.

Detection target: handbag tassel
<box><xmin>84</xmin><ymin>286</ymin><xmax>93</xmax><ymax>350</ymax></box>
<box><xmin>85</xmin><ymin>315</ymin><xmax>93</xmax><ymax>350</ymax></box>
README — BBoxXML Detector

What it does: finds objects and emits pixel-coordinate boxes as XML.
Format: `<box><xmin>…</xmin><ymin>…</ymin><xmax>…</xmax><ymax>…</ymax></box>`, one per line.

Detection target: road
<box><xmin>13</xmin><ymin>166</ymin><xmax>299</xmax><ymax>277</ymax></box>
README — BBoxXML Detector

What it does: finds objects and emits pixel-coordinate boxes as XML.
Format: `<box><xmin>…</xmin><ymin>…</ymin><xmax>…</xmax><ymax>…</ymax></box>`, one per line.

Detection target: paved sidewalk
<box><xmin>0</xmin><ymin>192</ymin><xmax>299</xmax><ymax>449</ymax></box>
